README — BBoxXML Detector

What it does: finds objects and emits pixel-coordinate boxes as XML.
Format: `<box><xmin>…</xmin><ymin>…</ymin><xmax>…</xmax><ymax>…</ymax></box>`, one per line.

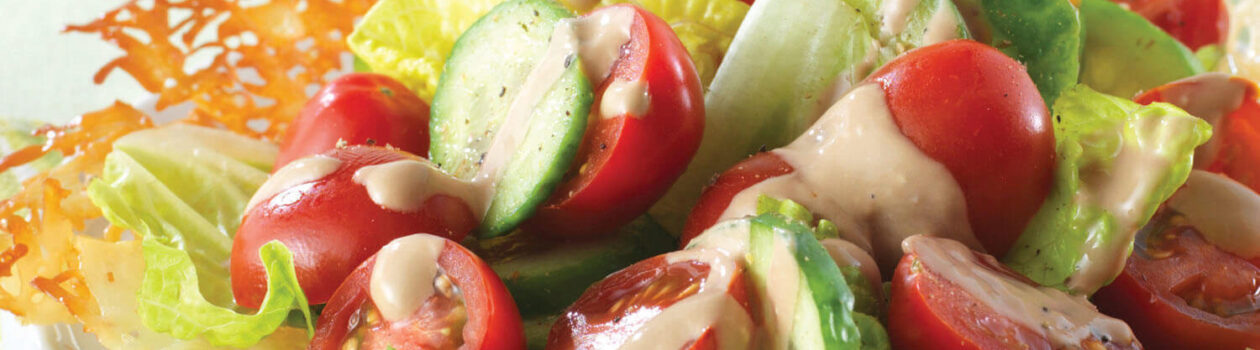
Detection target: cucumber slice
<box><xmin>473</xmin><ymin>216</ymin><xmax>675</xmax><ymax>316</ymax></box>
<box><xmin>431</xmin><ymin>0</ymin><xmax>593</xmax><ymax>237</ymax></box>
<box><xmin>951</xmin><ymin>0</ymin><xmax>1083</xmax><ymax>106</ymax></box>
<box><xmin>748</xmin><ymin>214</ymin><xmax>862</xmax><ymax>349</ymax></box>
<box><xmin>1079</xmin><ymin>0</ymin><xmax>1204</xmax><ymax>99</ymax></box>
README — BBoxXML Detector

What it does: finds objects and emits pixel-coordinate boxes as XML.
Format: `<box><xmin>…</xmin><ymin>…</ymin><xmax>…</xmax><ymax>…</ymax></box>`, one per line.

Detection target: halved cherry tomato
<box><xmin>1093</xmin><ymin>214</ymin><xmax>1260</xmax><ymax>350</ymax></box>
<box><xmin>231</xmin><ymin>146</ymin><xmax>477</xmax><ymax>308</ymax></box>
<box><xmin>526</xmin><ymin>5</ymin><xmax>704</xmax><ymax>238</ymax></box>
<box><xmin>682</xmin><ymin>40</ymin><xmax>1055</xmax><ymax>258</ymax></box>
<box><xmin>1110</xmin><ymin>0</ymin><xmax>1229</xmax><ymax>50</ymax></box>
<box><xmin>276</xmin><ymin>73</ymin><xmax>431</xmax><ymax>169</ymax></box>
<box><xmin>310</xmin><ymin>235</ymin><xmax>524</xmax><ymax>350</ymax></box>
<box><xmin>547</xmin><ymin>251</ymin><xmax>753</xmax><ymax>349</ymax></box>
<box><xmin>890</xmin><ymin>237</ymin><xmax>1139</xmax><ymax>350</ymax></box>
<box><xmin>1135</xmin><ymin>75</ymin><xmax>1260</xmax><ymax>193</ymax></box>
<box><xmin>681</xmin><ymin>152</ymin><xmax>793</xmax><ymax>244</ymax></box>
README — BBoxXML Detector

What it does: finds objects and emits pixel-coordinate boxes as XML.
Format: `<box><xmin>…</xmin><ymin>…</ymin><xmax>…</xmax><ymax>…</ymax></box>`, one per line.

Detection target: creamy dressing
<box><xmin>352</xmin><ymin>159</ymin><xmax>488</xmax><ymax>215</ymax></box>
<box><xmin>921</xmin><ymin>1</ymin><xmax>960</xmax><ymax>45</ymax></box>
<box><xmin>369</xmin><ymin>234</ymin><xmax>448</xmax><ymax>322</ymax></box>
<box><xmin>718</xmin><ymin>84</ymin><xmax>981</xmax><ymax>269</ymax></box>
<box><xmin>1068</xmin><ymin>113</ymin><xmax>1201</xmax><ymax>292</ymax></box>
<box><xmin>880</xmin><ymin>0</ymin><xmax>921</xmax><ymax>37</ymax></box>
<box><xmin>474</xmin><ymin>7</ymin><xmax>642</xmax><ymax>201</ymax></box>
<box><xmin>1167</xmin><ymin>170</ymin><xmax>1260</xmax><ymax>259</ymax></box>
<box><xmin>903</xmin><ymin>236</ymin><xmax>1136</xmax><ymax>348</ymax></box>
<box><xmin>245</xmin><ymin>155</ymin><xmax>341</xmax><ymax>212</ymax></box>
<box><xmin>600</xmin><ymin>79</ymin><xmax>650</xmax><ymax>119</ymax></box>
<box><xmin>620</xmin><ymin>248</ymin><xmax>753</xmax><ymax>350</ymax></box>
<box><xmin>820</xmin><ymin>238</ymin><xmax>881</xmax><ymax>290</ymax></box>
<box><xmin>1153</xmin><ymin>73</ymin><xmax>1249</xmax><ymax>168</ymax></box>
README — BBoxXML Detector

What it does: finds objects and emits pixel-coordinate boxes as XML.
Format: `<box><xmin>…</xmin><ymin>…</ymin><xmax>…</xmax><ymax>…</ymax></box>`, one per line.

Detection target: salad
<box><xmin>0</xmin><ymin>0</ymin><xmax>1258</xmax><ymax>349</ymax></box>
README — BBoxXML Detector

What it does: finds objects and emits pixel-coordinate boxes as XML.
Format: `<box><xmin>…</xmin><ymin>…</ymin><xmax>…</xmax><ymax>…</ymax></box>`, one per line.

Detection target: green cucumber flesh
<box><xmin>1079</xmin><ymin>0</ymin><xmax>1204</xmax><ymax>98</ymax></box>
<box><xmin>473</xmin><ymin>216</ymin><xmax>675</xmax><ymax>317</ymax></box>
<box><xmin>430</xmin><ymin>0</ymin><xmax>592</xmax><ymax>237</ymax></box>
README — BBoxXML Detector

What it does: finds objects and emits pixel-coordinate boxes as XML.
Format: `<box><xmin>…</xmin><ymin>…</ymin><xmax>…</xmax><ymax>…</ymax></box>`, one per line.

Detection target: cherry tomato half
<box><xmin>682</xmin><ymin>40</ymin><xmax>1055</xmax><ymax>258</ymax></box>
<box><xmin>1093</xmin><ymin>214</ymin><xmax>1260</xmax><ymax>350</ymax></box>
<box><xmin>547</xmin><ymin>250</ymin><xmax>753</xmax><ymax>349</ymax></box>
<box><xmin>526</xmin><ymin>5</ymin><xmax>705</xmax><ymax>238</ymax></box>
<box><xmin>310</xmin><ymin>235</ymin><xmax>524</xmax><ymax>350</ymax></box>
<box><xmin>276</xmin><ymin>73</ymin><xmax>431</xmax><ymax>169</ymax></box>
<box><xmin>890</xmin><ymin>237</ymin><xmax>1139</xmax><ymax>350</ymax></box>
<box><xmin>1110</xmin><ymin>0</ymin><xmax>1229</xmax><ymax>51</ymax></box>
<box><xmin>1135</xmin><ymin>74</ymin><xmax>1260</xmax><ymax>193</ymax></box>
<box><xmin>231</xmin><ymin>146</ymin><xmax>478</xmax><ymax>308</ymax></box>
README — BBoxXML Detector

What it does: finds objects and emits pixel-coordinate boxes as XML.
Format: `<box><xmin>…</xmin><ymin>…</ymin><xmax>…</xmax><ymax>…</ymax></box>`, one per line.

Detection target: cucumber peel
<box><xmin>1079</xmin><ymin>0</ymin><xmax>1204</xmax><ymax>98</ymax></box>
<box><xmin>430</xmin><ymin>0</ymin><xmax>593</xmax><ymax>237</ymax></box>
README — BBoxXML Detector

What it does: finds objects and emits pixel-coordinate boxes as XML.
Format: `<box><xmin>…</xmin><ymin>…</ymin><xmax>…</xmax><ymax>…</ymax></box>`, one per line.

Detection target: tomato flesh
<box><xmin>310</xmin><ymin>237</ymin><xmax>524</xmax><ymax>350</ymax></box>
<box><xmin>547</xmin><ymin>253</ymin><xmax>752</xmax><ymax>349</ymax></box>
<box><xmin>527</xmin><ymin>5</ymin><xmax>704</xmax><ymax>238</ymax></box>
<box><xmin>1110</xmin><ymin>0</ymin><xmax>1229</xmax><ymax>51</ymax></box>
<box><xmin>889</xmin><ymin>238</ymin><xmax>1138</xmax><ymax>350</ymax></box>
<box><xmin>1136</xmin><ymin>75</ymin><xmax>1260</xmax><ymax>193</ymax></box>
<box><xmin>231</xmin><ymin>146</ymin><xmax>477</xmax><ymax>307</ymax></box>
<box><xmin>1093</xmin><ymin>214</ymin><xmax>1260</xmax><ymax>350</ymax></box>
<box><xmin>276</xmin><ymin>73</ymin><xmax>431</xmax><ymax>169</ymax></box>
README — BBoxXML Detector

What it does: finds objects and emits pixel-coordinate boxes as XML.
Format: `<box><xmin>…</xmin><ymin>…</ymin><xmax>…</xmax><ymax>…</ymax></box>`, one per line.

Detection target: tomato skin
<box><xmin>527</xmin><ymin>5</ymin><xmax>704</xmax><ymax>238</ymax></box>
<box><xmin>310</xmin><ymin>237</ymin><xmax>525</xmax><ymax>350</ymax></box>
<box><xmin>1110</xmin><ymin>0</ymin><xmax>1228</xmax><ymax>51</ymax></box>
<box><xmin>889</xmin><ymin>241</ymin><xmax>1138</xmax><ymax>350</ymax></box>
<box><xmin>276</xmin><ymin>73</ymin><xmax>430</xmax><ymax>169</ymax></box>
<box><xmin>547</xmin><ymin>253</ymin><xmax>752</xmax><ymax>349</ymax></box>
<box><xmin>1093</xmin><ymin>224</ymin><xmax>1260</xmax><ymax>350</ymax></box>
<box><xmin>1136</xmin><ymin>76</ymin><xmax>1260</xmax><ymax>193</ymax></box>
<box><xmin>867</xmin><ymin>39</ymin><xmax>1055</xmax><ymax>257</ymax></box>
<box><xmin>231</xmin><ymin>146</ymin><xmax>477</xmax><ymax>308</ymax></box>
<box><xmin>681</xmin><ymin>152</ymin><xmax>794</xmax><ymax>246</ymax></box>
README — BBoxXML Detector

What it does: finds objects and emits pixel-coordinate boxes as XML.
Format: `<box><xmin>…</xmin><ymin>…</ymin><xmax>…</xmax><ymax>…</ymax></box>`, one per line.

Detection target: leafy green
<box><xmin>87</xmin><ymin>124</ymin><xmax>312</xmax><ymax>346</ymax></box>
<box><xmin>840</xmin><ymin>266</ymin><xmax>879</xmax><ymax>317</ymax></box>
<box><xmin>0</xmin><ymin>119</ymin><xmax>65</xmax><ymax>200</ymax></box>
<box><xmin>1004</xmin><ymin>85</ymin><xmax>1211</xmax><ymax>294</ymax></box>
<box><xmin>139</xmin><ymin>240</ymin><xmax>312</xmax><ymax>347</ymax></box>
<box><xmin>348</xmin><ymin>0</ymin><xmax>507</xmax><ymax>101</ymax></box>
<box><xmin>853</xmin><ymin>313</ymin><xmax>890</xmax><ymax>350</ymax></box>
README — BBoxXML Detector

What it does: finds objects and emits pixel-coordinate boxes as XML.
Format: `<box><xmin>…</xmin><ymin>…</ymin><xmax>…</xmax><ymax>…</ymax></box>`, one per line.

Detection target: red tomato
<box><xmin>1093</xmin><ymin>219</ymin><xmax>1260</xmax><ymax>350</ymax></box>
<box><xmin>682</xmin><ymin>40</ymin><xmax>1055</xmax><ymax>257</ymax></box>
<box><xmin>526</xmin><ymin>5</ymin><xmax>704</xmax><ymax>238</ymax></box>
<box><xmin>890</xmin><ymin>238</ymin><xmax>1139</xmax><ymax>350</ymax></box>
<box><xmin>1110</xmin><ymin>0</ymin><xmax>1229</xmax><ymax>51</ymax></box>
<box><xmin>867</xmin><ymin>39</ymin><xmax>1055</xmax><ymax>257</ymax></box>
<box><xmin>309</xmin><ymin>235</ymin><xmax>524</xmax><ymax>350</ymax></box>
<box><xmin>547</xmin><ymin>251</ymin><xmax>753</xmax><ymax>349</ymax></box>
<box><xmin>231</xmin><ymin>146</ymin><xmax>477</xmax><ymax>308</ymax></box>
<box><xmin>276</xmin><ymin>73</ymin><xmax>430</xmax><ymax>169</ymax></box>
<box><xmin>1135</xmin><ymin>75</ymin><xmax>1260</xmax><ymax>193</ymax></box>
<box><xmin>681</xmin><ymin>152</ymin><xmax>794</xmax><ymax>245</ymax></box>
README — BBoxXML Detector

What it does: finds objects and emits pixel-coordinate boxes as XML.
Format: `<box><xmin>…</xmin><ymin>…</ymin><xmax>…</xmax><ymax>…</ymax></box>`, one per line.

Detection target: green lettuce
<box><xmin>0</xmin><ymin>119</ymin><xmax>65</xmax><ymax>200</ymax></box>
<box><xmin>87</xmin><ymin>124</ymin><xmax>313</xmax><ymax>347</ymax></box>
<box><xmin>1004</xmin><ymin>85</ymin><xmax>1211</xmax><ymax>294</ymax></box>
<box><xmin>139</xmin><ymin>240</ymin><xmax>312</xmax><ymax>347</ymax></box>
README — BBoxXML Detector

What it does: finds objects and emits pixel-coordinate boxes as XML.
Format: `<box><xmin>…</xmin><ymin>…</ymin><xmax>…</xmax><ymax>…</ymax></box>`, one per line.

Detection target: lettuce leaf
<box><xmin>139</xmin><ymin>240</ymin><xmax>312</xmax><ymax>348</ymax></box>
<box><xmin>87</xmin><ymin>124</ymin><xmax>312</xmax><ymax>347</ymax></box>
<box><xmin>1004</xmin><ymin>85</ymin><xmax>1212</xmax><ymax>294</ymax></box>
<box><xmin>348</xmin><ymin>0</ymin><xmax>507</xmax><ymax>102</ymax></box>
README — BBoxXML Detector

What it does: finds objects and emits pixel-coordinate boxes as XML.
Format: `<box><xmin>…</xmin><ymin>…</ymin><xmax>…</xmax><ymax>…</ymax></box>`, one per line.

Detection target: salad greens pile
<box><xmin>87</xmin><ymin>124</ymin><xmax>313</xmax><ymax>347</ymax></box>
